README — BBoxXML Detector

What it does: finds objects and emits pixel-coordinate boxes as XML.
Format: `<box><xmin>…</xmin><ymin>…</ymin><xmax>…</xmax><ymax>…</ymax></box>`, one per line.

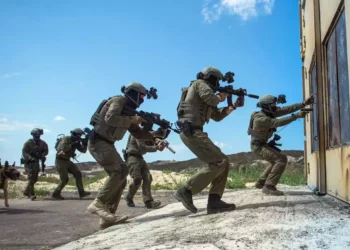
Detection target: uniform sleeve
<box><xmin>22</xmin><ymin>141</ymin><xmax>32</xmax><ymax>159</ymax></box>
<box><xmin>105</xmin><ymin>97</ymin><xmax>133</xmax><ymax>128</ymax></box>
<box><xmin>42</xmin><ymin>141</ymin><xmax>49</xmax><ymax>156</ymax></box>
<box><xmin>255</xmin><ymin>115</ymin><xmax>297</xmax><ymax>128</ymax></box>
<box><xmin>128</xmin><ymin>124</ymin><xmax>154</xmax><ymax>140</ymax></box>
<box><xmin>274</xmin><ymin>103</ymin><xmax>303</xmax><ymax>117</ymax></box>
<box><xmin>136</xmin><ymin>139</ymin><xmax>157</xmax><ymax>153</ymax></box>
<box><xmin>210</xmin><ymin>107</ymin><xmax>229</xmax><ymax>121</ymax></box>
<box><xmin>194</xmin><ymin>81</ymin><xmax>221</xmax><ymax>106</ymax></box>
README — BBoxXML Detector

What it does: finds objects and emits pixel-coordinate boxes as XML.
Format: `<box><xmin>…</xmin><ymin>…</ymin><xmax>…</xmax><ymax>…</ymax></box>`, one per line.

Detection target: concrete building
<box><xmin>300</xmin><ymin>0</ymin><xmax>350</xmax><ymax>203</ymax></box>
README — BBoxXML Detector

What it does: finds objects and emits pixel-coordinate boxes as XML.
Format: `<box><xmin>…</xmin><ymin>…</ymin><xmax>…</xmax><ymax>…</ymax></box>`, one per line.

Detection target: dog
<box><xmin>0</xmin><ymin>159</ymin><xmax>20</xmax><ymax>207</ymax></box>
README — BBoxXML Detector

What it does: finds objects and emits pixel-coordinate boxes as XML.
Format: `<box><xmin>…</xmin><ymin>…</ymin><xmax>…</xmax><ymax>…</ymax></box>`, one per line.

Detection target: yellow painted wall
<box><xmin>302</xmin><ymin>0</ymin><xmax>350</xmax><ymax>203</ymax></box>
<box><xmin>302</xmin><ymin>0</ymin><xmax>317</xmax><ymax>188</ymax></box>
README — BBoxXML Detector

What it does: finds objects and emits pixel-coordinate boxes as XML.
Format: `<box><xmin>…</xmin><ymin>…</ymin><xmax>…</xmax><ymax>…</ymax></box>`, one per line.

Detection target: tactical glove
<box><xmin>303</xmin><ymin>94</ymin><xmax>314</xmax><ymax>106</ymax></box>
<box><xmin>234</xmin><ymin>96</ymin><xmax>245</xmax><ymax>107</ymax></box>
<box><xmin>295</xmin><ymin>111</ymin><xmax>308</xmax><ymax>118</ymax></box>
<box><xmin>130</xmin><ymin>116</ymin><xmax>144</xmax><ymax>124</ymax></box>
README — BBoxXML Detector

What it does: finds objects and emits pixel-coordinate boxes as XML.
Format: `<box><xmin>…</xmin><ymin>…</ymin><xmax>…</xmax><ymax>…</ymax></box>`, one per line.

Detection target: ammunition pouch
<box><xmin>176</xmin><ymin>120</ymin><xmax>202</xmax><ymax>137</ymax></box>
<box><xmin>123</xmin><ymin>151</ymin><xmax>143</xmax><ymax>162</ymax></box>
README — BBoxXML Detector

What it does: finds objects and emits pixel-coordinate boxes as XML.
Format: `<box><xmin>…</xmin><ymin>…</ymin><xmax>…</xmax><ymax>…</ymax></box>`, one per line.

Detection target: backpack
<box><xmin>55</xmin><ymin>134</ymin><xmax>65</xmax><ymax>151</ymax></box>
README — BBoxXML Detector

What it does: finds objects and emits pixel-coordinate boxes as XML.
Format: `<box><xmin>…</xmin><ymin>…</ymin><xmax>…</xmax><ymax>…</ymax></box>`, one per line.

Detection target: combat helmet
<box><xmin>257</xmin><ymin>94</ymin><xmax>278</xmax><ymax>114</ymax></box>
<box><xmin>71</xmin><ymin>128</ymin><xmax>85</xmax><ymax>138</ymax></box>
<box><xmin>31</xmin><ymin>128</ymin><xmax>43</xmax><ymax>140</ymax></box>
<box><xmin>122</xmin><ymin>82</ymin><xmax>148</xmax><ymax>108</ymax></box>
<box><xmin>197</xmin><ymin>66</ymin><xmax>223</xmax><ymax>87</ymax></box>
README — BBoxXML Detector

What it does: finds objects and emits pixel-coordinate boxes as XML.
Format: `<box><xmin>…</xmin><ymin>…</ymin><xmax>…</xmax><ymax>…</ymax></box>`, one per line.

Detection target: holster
<box><xmin>176</xmin><ymin>120</ymin><xmax>196</xmax><ymax>137</ymax></box>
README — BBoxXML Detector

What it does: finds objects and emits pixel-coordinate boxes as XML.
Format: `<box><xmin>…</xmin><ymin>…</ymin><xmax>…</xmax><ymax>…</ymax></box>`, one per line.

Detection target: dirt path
<box><xmin>0</xmin><ymin>193</ymin><xmax>178</xmax><ymax>250</ymax></box>
<box><xmin>54</xmin><ymin>186</ymin><xmax>350</xmax><ymax>250</ymax></box>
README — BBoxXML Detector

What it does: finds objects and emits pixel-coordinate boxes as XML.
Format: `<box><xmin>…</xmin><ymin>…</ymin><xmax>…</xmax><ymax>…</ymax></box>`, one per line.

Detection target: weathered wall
<box><xmin>301</xmin><ymin>0</ymin><xmax>317</xmax><ymax>188</ymax></box>
<box><xmin>301</xmin><ymin>0</ymin><xmax>350</xmax><ymax>203</ymax></box>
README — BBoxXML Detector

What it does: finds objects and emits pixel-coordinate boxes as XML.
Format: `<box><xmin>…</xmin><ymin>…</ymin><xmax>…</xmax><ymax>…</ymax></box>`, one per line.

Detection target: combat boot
<box><xmin>79</xmin><ymin>191</ymin><xmax>91</xmax><ymax>199</ymax></box>
<box><xmin>255</xmin><ymin>180</ymin><xmax>265</xmax><ymax>189</ymax></box>
<box><xmin>99</xmin><ymin>215</ymin><xmax>129</xmax><ymax>230</ymax></box>
<box><xmin>52</xmin><ymin>192</ymin><xmax>64</xmax><ymax>200</ymax></box>
<box><xmin>174</xmin><ymin>187</ymin><xmax>197</xmax><ymax>213</ymax></box>
<box><xmin>262</xmin><ymin>185</ymin><xmax>284</xmax><ymax>196</ymax></box>
<box><xmin>125</xmin><ymin>197</ymin><xmax>135</xmax><ymax>207</ymax></box>
<box><xmin>145</xmin><ymin>200</ymin><xmax>161</xmax><ymax>209</ymax></box>
<box><xmin>87</xmin><ymin>199</ymin><xmax>118</xmax><ymax>221</ymax></box>
<box><xmin>207</xmin><ymin>194</ymin><xmax>236</xmax><ymax>214</ymax></box>
<box><xmin>30</xmin><ymin>195</ymin><xmax>36</xmax><ymax>201</ymax></box>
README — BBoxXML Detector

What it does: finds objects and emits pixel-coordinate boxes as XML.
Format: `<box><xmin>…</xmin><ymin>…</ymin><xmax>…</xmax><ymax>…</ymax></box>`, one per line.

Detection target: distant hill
<box><xmin>34</xmin><ymin>150</ymin><xmax>304</xmax><ymax>174</ymax></box>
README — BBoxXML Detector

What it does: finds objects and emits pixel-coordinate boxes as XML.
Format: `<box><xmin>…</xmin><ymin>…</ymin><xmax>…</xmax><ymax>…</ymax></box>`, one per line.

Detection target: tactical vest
<box><xmin>90</xmin><ymin>95</ymin><xmax>129</xmax><ymax>142</ymax></box>
<box><xmin>177</xmin><ymin>80</ymin><xmax>213</xmax><ymax>127</ymax></box>
<box><xmin>247</xmin><ymin>111</ymin><xmax>275</xmax><ymax>143</ymax></box>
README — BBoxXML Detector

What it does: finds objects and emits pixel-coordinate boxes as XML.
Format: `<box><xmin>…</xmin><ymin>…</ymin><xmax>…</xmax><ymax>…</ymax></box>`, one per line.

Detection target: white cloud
<box><xmin>214</xmin><ymin>141</ymin><xmax>226</xmax><ymax>148</ymax></box>
<box><xmin>0</xmin><ymin>117</ymin><xmax>44</xmax><ymax>132</ymax></box>
<box><xmin>43</xmin><ymin>129</ymin><xmax>51</xmax><ymax>133</ymax></box>
<box><xmin>0</xmin><ymin>138</ymin><xmax>6</xmax><ymax>142</ymax></box>
<box><xmin>53</xmin><ymin>115</ymin><xmax>65</xmax><ymax>121</ymax></box>
<box><xmin>202</xmin><ymin>0</ymin><xmax>275</xmax><ymax>23</ymax></box>
<box><xmin>1</xmin><ymin>72</ymin><xmax>21</xmax><ymax>79</ymax></box>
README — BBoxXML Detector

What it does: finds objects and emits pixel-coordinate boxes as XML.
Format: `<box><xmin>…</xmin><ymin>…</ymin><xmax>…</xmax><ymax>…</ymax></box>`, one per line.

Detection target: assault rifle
<box><xmin>29</xmin><ymin>151</ymin><xmax>46</xmax><ymax>176</ymax></box>
<box><xmin>267</xmin><ymin>134</ymin><xmax>282</xmax><ymax>152</ymax></box>
<box><xmin>155</xmin><ymin>138</ymin><xmax>176</xmax><ymax>154</ymax></box>
<box><xmin>122</xmin><ymin>106</ymin><xmax>180</xmax><ymax>137</ymax></box>
<box><xmin>214</xmin><ymin>71</ymin><xmax>259</xmax><ymax>106</ymax></box>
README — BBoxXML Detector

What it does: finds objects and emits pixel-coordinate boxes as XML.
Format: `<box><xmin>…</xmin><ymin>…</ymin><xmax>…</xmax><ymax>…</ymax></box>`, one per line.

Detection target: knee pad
<box><xmin>133</xmin><ymin>177</ymin><xmax>142</xmax><ymax>186</ymax></box>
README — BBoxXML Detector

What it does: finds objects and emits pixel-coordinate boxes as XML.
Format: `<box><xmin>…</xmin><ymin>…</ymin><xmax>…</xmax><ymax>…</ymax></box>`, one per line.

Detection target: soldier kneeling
<box><xmin>248</xmin><ymin>94</ymin><xmax>313</xmax><ymax>195</ymax></box>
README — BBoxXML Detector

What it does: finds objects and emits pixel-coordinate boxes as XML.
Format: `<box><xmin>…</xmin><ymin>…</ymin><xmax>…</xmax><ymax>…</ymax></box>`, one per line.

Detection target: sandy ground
<box><xmin>0</xmin><ymin>193</ymin><xmax>179</xmax><ymax>250</ymax></box>
<box><xmin>54</xmin><ymin>186</ymin><xmax>350</xmax><ymax>250</ymax></box>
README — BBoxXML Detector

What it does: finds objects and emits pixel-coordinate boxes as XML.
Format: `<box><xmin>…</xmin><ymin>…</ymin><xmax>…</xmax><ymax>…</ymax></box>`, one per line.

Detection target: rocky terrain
<box><xmin>5</xmin><ymin>150</ymin><xmax>305</xmax><ymax>198</ymax></box>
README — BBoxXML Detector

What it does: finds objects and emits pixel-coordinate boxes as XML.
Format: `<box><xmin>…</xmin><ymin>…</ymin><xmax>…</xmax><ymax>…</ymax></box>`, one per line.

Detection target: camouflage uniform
<box><xmin>53</xmin><ymin>136</ymin><xmax>88</xmax><ymax>199</ymax></box>
<box><xmin>175</xmin><ymin>67</ymin><xmax>242</xmax><ymax>214</ymax></box>
<box><xmin>22</xmin><ymin>138</ymin><xmax>48</xmax><ymax>198</ymax></box>
<box><xmin>248</xmin><ymin>94</ymin><xmax>311</xmax><ymax>195</ymax></box>
<box><xmin>87</xmin><ymin>88</ymin><xmax>158</xmax><ymax>229</ymax></box>
<box><xmin>125</xmin><ymin>134</ymin><xmax>160</xmax><ymax>208</ymax></box>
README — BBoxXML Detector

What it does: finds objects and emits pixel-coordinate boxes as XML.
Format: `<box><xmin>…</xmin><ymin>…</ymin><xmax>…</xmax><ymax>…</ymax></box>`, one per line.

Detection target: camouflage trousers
<box><xmin>88</xmin><ymin>138</ymin><xmax>128</xmax><ymax>214</ymax></box>
<box><xmin>250</xmin><ymin>144</ymin><xmax>288</xmax><ymax>186</ymax></box>
<box><xmin>53</xmin><ymin>158</ymin><xmax>85</xmax><ymax>195</ymax></box>
<box><xmin>180</xmin><ymin>130</ymin><xmax>229</xmax><ymax>197</ymax></box>
<box><xmin>126</xmin><ymin>155</ymin><xmax>153</xmax><ymax>204</ymax></box>
<box><xmin>24</xmin><ymin>161</ymin><xmax>40</xmax><ymax>197</ymax></box>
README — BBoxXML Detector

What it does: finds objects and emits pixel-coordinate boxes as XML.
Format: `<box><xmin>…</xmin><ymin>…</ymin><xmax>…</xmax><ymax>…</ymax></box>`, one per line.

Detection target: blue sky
<box><xmin>0</xmin><ymin>0</ymin><xmax>305</xmax><ymax>166</ymax></box>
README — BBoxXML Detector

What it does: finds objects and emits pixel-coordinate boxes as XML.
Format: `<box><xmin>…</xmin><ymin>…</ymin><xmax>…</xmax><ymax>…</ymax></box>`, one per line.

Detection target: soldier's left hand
<box><xmin>303</xmin><ymin>94</ymin><xmax>314</xmax><ymax>106</ymax></box>
<box><xmin>234</xmin><ymin>96</ymin><xmax>245</xmax><ymax>107</ymax></box>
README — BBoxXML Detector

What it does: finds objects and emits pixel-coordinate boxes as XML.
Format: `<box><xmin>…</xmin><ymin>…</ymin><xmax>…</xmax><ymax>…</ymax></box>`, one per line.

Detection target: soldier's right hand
<box><xmin>130</xmin><ymin>116</ymin><xmax>144</xmax><ymax>124</ymax></box>
<box><xmin>217</xmin><ymin>92</ymin><xmax>228</xmax><ymax>102</ymax></box>
<box><xmin>295</xmin><ymin>111</ymin><xmax>309</xmax><ymax>118</ymax></box>
<box><xmin>156</xmin><ymin>144</ymin><xmax>165</xmax><ymax>151</ymax></box>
